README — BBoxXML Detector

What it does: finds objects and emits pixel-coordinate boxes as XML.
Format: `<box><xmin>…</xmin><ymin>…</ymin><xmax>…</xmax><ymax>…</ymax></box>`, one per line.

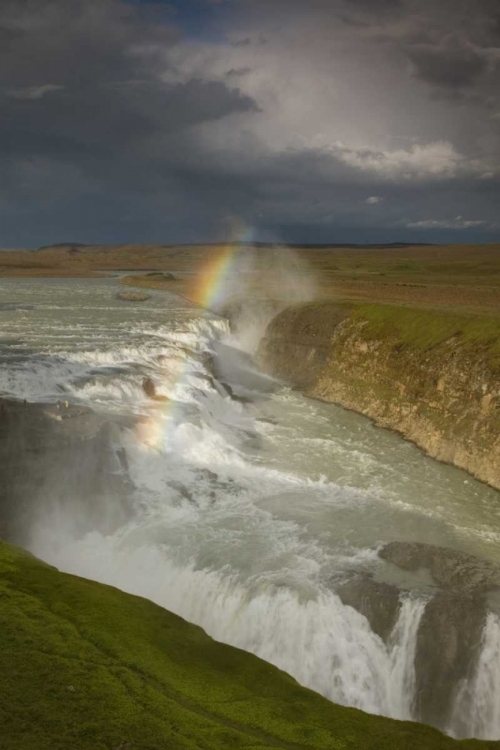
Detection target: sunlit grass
<box><xmin>351</xmin><ymin>304</ymin><xmax>500</xmax><ymax>361</ymax></box>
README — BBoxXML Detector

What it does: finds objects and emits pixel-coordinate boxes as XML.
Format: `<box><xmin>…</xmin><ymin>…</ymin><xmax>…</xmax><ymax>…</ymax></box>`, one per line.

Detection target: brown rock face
<box><xmin>258</xmin><ymin>306</ymin><xmax>500</xmax><ymax>489</ymax></box>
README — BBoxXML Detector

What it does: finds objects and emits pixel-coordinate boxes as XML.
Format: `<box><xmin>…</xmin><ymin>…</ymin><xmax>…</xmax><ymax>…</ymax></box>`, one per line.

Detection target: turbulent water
<box><xmin>1</xmin><ymin>277</ymin><xmax>500</xmax><ymax>739</ymax></box>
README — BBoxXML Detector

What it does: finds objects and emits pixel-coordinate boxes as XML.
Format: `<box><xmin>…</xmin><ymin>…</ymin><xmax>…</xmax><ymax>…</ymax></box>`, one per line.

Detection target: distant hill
<box><xmin>35</xmin><ymin>241</ymin><xmax>434</xmax><ymax>252</ymax></box>
<box><xmin>37</xmin><ymin>242</ymin><xmax>88</xmax><ymax>251</ymax></box>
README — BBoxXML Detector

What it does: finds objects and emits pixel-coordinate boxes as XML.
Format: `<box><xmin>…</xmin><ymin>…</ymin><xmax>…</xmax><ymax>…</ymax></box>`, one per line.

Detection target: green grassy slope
<box><xmin>0</xmin><ymin>541</ymin><xmax>497</xmax><ymax>750</ymax></box>
<box><xmin>351</xmin><ymin>304</ymin><xmax>500</xmax><ymax>361</ymax></box>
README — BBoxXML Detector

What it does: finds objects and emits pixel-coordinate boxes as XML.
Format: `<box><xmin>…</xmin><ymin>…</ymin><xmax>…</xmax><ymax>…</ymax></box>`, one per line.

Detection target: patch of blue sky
<box><xmin>127</xmin><ymin>0</ymin><xmax>229</xmax><ymax>42</ymax></box>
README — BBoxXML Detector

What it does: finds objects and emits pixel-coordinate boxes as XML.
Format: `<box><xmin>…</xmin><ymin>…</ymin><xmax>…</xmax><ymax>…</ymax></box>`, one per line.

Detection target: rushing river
<box><xmin>1</xmin><ymin>276</ymin><xmax>500</xmax><ymax>740</ymax></box>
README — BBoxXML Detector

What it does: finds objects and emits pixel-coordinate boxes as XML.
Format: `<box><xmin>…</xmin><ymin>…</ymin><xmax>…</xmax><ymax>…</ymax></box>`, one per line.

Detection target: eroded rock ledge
<box><xmin>257</xmin><ymin>302</ymin><xmax>500</xmax><ymax>489</ymax></box>
<box><xmin>0</xmin><ymin>398</ymin><xmax>133</xmax><ymax>543</ymax></box>
<box><xmin>335</xmin><ymin>541</ymin><xmax>500</xmax><ymax>734</ymax></box>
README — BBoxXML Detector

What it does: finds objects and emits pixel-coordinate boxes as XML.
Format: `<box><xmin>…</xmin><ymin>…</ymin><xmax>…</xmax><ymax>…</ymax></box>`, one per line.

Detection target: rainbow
<box><xmin>135</xmin><ymin>368</ymin><xmax>183</xmax><ymax>451</ymax></box>
<box><xmin>136</xmin><ymin>220</ymin><xmax>255</xmax><ymax>452</ymax></box>
<box><xmin>190</xmin><ymin>219</ymin><xmax>254</xmax><ymax>309</ymax></box>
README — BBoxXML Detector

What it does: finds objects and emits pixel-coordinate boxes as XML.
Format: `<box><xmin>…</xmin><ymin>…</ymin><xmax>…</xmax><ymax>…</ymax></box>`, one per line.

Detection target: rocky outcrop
<box><xmin>335</xmin><ymin>574</ymin><xmax>402</xmax><ymax>641</ymax></box>
<box><xmin>0</xmin><ymin>398</ymin><xmax>133</xmax><ymax>543</ymax></box>
<box><xmin>145</xmin><ymin>271</ymin><xmax>175</xmax><ymax>280</ymax></box>
<box><xmin>257</xmin><ymin>303</ymin><xmax>500</xmax><ymax>488</ymax></box>
<box><xmin>379</xmin><ymin>542</ymin><xmax>500</xmax><ymax>592</ymax></box>
<box><xmin>256</xmin><ymin>302</ymin><xmax>349</xmax><ymax>389</ymax></box>
<box><xmin>378</xmin><ymin>542</ymin><xmax>500</xmax><ymax>731</ymax></box>
<box><xmin>334</xmin><ymin>542</ymin><xmax>500</xmax><ymax>733</ymax></box>
<box><xmin>414</xmin><ymin>590</ymin><xmax>487</xmax><ymax>729</ymax></box>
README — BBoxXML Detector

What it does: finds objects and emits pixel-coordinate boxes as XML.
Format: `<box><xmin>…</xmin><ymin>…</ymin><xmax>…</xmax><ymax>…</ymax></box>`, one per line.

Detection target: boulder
<box><xmin>116</xmin><ymin>291</ymin><xmax>151</xmax><ymax>302</ymax></box>
<box><xmin>145</xmin><ymin>272</ymin><xmax>175</xmax><ymax>280</ymax></box>
<box><xmin>141</xmin><ymin>377</ymin><xmax>168</xmax><ymax>402</ymax></box>
<box><xmin>142</xmin><ymin>377</ymin><xmax>157</xmax><ymax>399</ymax></box>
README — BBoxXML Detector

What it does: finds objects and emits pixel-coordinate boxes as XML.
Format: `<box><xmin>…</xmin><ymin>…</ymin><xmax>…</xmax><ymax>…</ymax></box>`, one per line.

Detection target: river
<box><xmin>1</xmin><ymin>276</ymin><xmax>499</xmax><ymax>739</ymax></box>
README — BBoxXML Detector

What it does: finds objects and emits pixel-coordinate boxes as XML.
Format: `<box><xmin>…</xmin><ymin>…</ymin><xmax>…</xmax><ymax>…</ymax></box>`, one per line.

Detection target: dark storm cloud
<box><xmin>0</xmin><ymin>0</ymin><xmax>257</xmax><ymax>180</ymax></box>
<box><xmin>0</xmin><ymin>0</ymin><xmax>498</xmax><ymax>245</ymax></box>
<box><xmin>407</xmin><ymin>43</ymin><xmax>488</xmax><ymax>90</ymax></box>
<box><xmin>1</xmin><ymin>78</ymin><xmax>257</xmax><ymax>160</ymax></box>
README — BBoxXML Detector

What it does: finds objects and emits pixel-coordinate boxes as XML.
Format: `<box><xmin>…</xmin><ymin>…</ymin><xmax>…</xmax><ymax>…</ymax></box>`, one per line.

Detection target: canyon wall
<box><xmin>257</xmin><ymin>303</ymin><xmax>500</xmax><ymax>489</ymax></box>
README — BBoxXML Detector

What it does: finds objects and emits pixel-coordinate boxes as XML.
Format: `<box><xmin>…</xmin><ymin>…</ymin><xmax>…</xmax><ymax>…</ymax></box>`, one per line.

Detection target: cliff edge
<box><xmin>0</xmin><ymin>540</ymin><xmax>496</xmax><ymax>750</ymax></box>
<box><xmin>258</xmin><ymin>303</ymin><xmax>500</xmax><ymax>489</ymax></box>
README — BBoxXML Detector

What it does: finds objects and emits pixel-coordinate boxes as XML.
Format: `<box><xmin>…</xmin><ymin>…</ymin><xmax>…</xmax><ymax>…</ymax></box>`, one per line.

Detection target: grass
<box><xmin>351</xmin><ymin>304</ymin><xmax>500</xmax><ymax>359</ymax></box>
<box><xmin>1</xmin><ymin>541</ymin><xmax>496</xmax><ymax>750</ymax></box>
<box><xmin>1</xmin><ymin>243</ymin><xmax>500</xmax><ymax>315</ymax></box>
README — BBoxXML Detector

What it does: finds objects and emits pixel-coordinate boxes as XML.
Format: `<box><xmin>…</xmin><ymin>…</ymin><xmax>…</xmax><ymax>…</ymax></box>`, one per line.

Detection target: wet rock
<box><xmin>378</xmin><ymin>540</ymin><xmax>499</xmax><ymax>731</ymax></box>
<box><xmin>167</xmin><ymin>480</ymin><xmax>195</xmax><ymax>504</ymax></box>
<box><xmin>335</xmin><ymin>574</ymin><xmax>402</xmax><ymax>642</ymax></box>
<box><xmin>414</xmin><ymin>591</ymin><xmax>487</xmax><ymax>729</ymax></box>
<box><xmin>212</xmin><ymin>342</ymin><xmax>278</xmax><ymax>395</ymax></box>
<box><xmin>379</xmin><ymin>541</ymin><xmax>500</xmax><ymax>592</ymax></box>
<box><xmin>257</xmin><ymin>416</ymin><xmax>278</xmax><ymax>425</ymax></box>
<box><xmin>142</xmin><ymin>377</ymin><xmax>157</xmax><ymax>398</ymax></box>
<box><xmin>145</xmin><ymin>271</ymin><xmax>175</xmax><ymax>280</ymax></box>
<box><xmin>0</xmin><ymin>398</ymin><xmax>133</xmax><ymax>543</ymax></box>
<box><xmin>195</xmin><ymin>469</ymin><xmax>219</xmax><ymax>483</ymax></box>
<box><xmin>116</xmin><ymin>291</ymin><xmax>151</xmax><ymax>302</ymax></box>
<box><xmin>219</xmin><ymin>381</ymin><xmax>234</xmax><ymax>398</ymax></box>
<box><xmin>116</xmin><ymin>446</ymin><xmax>129</xmax><ymax>473</ymax></box>
<box><xmin>141</xmin><ymin>377</ymin><xmax>168</xmax><ymax>402</ymax></box>
<box><xmin>218</xmin><ymin>380</ymin><xmax>254</xmax><ymax>404</ymax></box>
<box><xmin>191</xmin><ymin>372</ymin><xmax>217</xmax><ymax>390</ymax></box>
<box><xmin>232</xmin><ymin>393</ymin><xmax>254</xmax><ymax>405</ymax></box>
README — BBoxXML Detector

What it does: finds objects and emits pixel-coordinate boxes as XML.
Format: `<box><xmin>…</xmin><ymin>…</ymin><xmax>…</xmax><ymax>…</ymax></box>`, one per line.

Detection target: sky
<box><xmin>1</xmin><ymin>0</ymin><xmax>499</xmax><ymax>247</ymax></box>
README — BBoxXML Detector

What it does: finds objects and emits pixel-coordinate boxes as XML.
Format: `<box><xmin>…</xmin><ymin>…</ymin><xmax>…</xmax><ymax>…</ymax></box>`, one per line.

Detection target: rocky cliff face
<box><xmin>0</xmin><ymin>398</ymin><xmax>133</xmax><ymax>543</ymax></box>
<box><xmin>257</xmin><ymin>303</ymin><xmax>500</xmax><ymax>489</ymax></box>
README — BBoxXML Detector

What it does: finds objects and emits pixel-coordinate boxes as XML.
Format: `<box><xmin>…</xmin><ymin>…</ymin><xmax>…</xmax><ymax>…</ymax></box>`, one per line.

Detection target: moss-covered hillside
<box><xmin>1</xmin><ymin>541</ymin><xmax>496</xmax><ymax>750</ymax></box>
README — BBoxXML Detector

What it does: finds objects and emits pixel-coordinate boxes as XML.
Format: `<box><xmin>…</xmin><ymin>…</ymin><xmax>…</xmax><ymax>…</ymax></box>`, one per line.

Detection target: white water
<box><xmin>451</xmin><ymin>613</ymin><xmax>500</xmax><ymax>739</ymax></box>
<box><xmin>1</xmin><ymin>277</ymin><xmax>500</xmax><ymax>738</ymax></box>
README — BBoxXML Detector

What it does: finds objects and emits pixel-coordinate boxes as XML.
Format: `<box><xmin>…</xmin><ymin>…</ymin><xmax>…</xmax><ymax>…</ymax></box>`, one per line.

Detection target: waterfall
<box><xmin>450</xmin><ymin>613</ymin><xmax>500</xmax><ymax>740</ymax></box>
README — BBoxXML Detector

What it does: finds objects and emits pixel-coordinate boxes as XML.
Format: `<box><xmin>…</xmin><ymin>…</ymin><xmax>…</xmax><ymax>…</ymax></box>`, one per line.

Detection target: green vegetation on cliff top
<box><xmin>351</xmin><ymin>304</ymin><xmax>500</xmax><ymax>363</ymax></box>
<box><xmin>1</xmin><ymin>541</ymin><xmax>496</xmax><ymax>750</ymax></box>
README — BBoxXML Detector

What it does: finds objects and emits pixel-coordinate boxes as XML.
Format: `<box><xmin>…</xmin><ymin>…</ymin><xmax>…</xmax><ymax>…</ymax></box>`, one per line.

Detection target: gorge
<box><xmin>1</xmin><ymin>275</ymin><xmax>500</xmax><ymax>747</ymax></box>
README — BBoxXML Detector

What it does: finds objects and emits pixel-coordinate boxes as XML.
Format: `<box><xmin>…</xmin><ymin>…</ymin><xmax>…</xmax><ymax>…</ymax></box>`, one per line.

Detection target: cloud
<box><xmin>407</xmin><ymin>43</ymin><xmax>488</xmax><ymax>90</ymax></box>
<box><xmin>0</xmin><ymin>0</ymin><xmax>498</xmax><ymax>245</ymax></box>
<box><xmin>407</xmin><ymin>216</ymin><xmax>487</xmax><ymax>229</ymax></box>
<box><xmin>329</xmin><ymin>141</ymin><xmax>467</xmax><ymax>179</ymax></box>
<box><xmin>8</xmin><ymin>84</ymin><xmax>64</xmax><ymax>100</ymax></box>
<box><xmin>0</xmin><ymin>1</ymin><xmax>258</xmax><ymax>166</ymax></box>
